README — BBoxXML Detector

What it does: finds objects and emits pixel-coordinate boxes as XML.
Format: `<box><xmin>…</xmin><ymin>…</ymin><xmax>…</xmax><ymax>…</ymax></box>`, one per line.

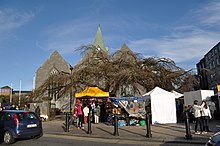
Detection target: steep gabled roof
<box><xmin>35</xmin><ymin>50</ymin><xmax>70</xmax><ymax>88</ymax></box>
<box><xmin>112</xmin><ymin>43</ymin><xmax>138</xmax><ymax>62</ymax></box>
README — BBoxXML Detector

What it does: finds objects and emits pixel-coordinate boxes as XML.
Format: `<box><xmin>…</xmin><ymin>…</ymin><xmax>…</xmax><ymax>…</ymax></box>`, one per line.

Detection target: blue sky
<box><xmin>0</xmin><ymin>0</ymin><xmax>220</xmax><ymax>90</ymax></box>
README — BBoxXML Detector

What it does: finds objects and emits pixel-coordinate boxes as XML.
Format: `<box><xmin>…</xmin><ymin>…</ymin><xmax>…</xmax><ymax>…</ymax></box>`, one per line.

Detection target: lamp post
<box><xmin>62</xmin><ymin>65</ymin><xmax>73</xmax><ymax>132</ymax></box>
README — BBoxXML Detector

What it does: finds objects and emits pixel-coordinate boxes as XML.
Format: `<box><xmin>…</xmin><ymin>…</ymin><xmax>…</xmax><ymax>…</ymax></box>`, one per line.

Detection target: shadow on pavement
<box><xmin>119</xmin><ymin>127</ymin><xmax>146</xmax><ymax>137</ymax></box>
<box><xmin>96</xmin><ymin>127</ymin><xmax>114</xmax><ymax>135</ymax></box>
<box><xmin>159</xmin><ymin>136</ymin><xmax>208</xmax><ymax>146</ymax></box>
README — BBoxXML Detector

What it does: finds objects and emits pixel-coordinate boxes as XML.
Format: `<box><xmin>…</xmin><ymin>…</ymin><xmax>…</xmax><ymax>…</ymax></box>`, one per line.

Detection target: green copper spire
<box><xmin>93</xmin><ymin>25</ymin><xmax>107</xmax><ymax>52</ymax></box>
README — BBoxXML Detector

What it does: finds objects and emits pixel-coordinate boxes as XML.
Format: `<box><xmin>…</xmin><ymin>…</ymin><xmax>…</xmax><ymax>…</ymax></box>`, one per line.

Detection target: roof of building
<box><xmin>1</xmin><ymin>86</ymin><xmax>11</xmax><ymax>89</ymax></box>
<box><xmin>93</xmin><ymin>25</ymin><xmax>108</xmax><ymax>52</ymax></box>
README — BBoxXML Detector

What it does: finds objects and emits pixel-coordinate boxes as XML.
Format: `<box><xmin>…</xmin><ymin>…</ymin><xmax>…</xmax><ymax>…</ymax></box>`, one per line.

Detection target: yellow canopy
<box><xmin>75</xmin><ymin>87</ymin><xmax>109</xmax><ymax>98</ymax></box>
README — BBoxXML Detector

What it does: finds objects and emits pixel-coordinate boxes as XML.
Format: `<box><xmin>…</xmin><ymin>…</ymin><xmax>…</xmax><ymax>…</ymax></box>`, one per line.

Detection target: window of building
<box><xmin>50</xmin><ymin>68</ymin><xmax>58</xmax><ymax>75</ymax></box>
<box><xmin>213</xmin><ymin>60</ymin><xmax>215</xmax><ymax>68</ymax></box>
<box><xmin>217</xmin><ymin>58</ymin><xmax>220</xmax><ymax>66</ymax></box>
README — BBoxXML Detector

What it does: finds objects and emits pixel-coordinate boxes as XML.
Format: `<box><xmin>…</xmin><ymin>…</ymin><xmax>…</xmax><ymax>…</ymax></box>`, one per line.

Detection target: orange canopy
<box><xmin>75</xmin><ymin>87</ymin><xmax>109</xmax><ymax>98</ymax></box>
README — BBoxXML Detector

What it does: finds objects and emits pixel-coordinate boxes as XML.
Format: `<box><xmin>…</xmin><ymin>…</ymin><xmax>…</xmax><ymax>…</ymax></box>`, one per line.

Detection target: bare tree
<box><xmin>31</xmin><ymin>45</ymin><xmax>198</xmax><ymax>100</ymax></box>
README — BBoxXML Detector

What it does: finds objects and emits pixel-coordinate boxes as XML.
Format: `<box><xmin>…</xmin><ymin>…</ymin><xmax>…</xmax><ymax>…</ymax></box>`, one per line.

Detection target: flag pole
<box><xmin>19</xmin><ymin>80</ymin><xmax>21</xmax><ymax>106</ymax></box>
<box><xmin>10</xmin><ymin>83</ymin><xmax>13</xmax><ymax>104</ymax></box>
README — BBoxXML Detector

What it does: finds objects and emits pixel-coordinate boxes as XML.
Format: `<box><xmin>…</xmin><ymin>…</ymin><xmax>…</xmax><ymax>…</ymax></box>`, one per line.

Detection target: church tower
<box><xmin>93</xmin><ymin>25</ymin><xmax>108</xmax><ymax>53</ymax></box>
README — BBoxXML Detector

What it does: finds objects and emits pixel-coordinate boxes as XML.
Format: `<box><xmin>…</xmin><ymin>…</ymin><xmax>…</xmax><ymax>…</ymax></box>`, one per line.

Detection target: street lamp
<box><xmin>60</xmin><ymin>65</ymin><xmax>74</xmax><ymax>114</ymax></box>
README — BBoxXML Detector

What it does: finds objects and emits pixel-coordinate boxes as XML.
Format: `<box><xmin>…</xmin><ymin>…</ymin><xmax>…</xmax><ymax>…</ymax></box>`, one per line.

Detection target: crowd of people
<box><xmin>72</xmin><ymin>100</ymin><xmax>102</xmax><ymax>129</ymax></box>
<box><xmin>0</xmin><ymin>104</ymin><xmax>41</xmax><ymax>118</ymax></box>
<box><xmin>176</xmin><ymin>98</ymin><xmax>216</xmax><ymax>135</ymax></box>
<box><xmin>0</xmin><ymin>104</ymin><xmax>29</xmax><ymax>111</ymax></box>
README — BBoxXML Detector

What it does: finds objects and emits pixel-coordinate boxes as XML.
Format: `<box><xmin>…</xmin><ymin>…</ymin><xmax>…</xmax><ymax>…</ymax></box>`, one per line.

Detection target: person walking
<box><xmin>201</xmin><ymin>100</ymin><xmax>212</xmax><ymax>133</ymax></box>
<box><xmin>193</xmin><ymin>100</ymin><xmax>204</xmax><ymax>134</ymax></box>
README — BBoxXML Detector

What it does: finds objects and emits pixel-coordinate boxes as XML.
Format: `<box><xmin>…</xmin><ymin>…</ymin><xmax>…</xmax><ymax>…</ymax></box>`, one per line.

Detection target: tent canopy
<box><xmin>143</xmin><ymin>86</ymin><xmax>176</xmax><ymax>124</ymax></box>
<box><xmin>171</xmin><ymin>90</ymin><xmax>183</xmax><ymax>99</ymax></box>
<box><xmin>75</xmin><ymin>87</ymin><xmax>109</xmax><ymax>98</ymax></box>
<box><xmin>110</xmin><ymin>97</ymin><xmax>146</xmax><ymax>101</ymax></box>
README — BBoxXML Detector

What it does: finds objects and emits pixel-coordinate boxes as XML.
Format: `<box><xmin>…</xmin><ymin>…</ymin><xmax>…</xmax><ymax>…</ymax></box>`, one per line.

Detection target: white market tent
<box><xmin>171</xmin><ymin>90</ymin><xmax>183</xmax><ymax>99</ymax></box>
<box><xmin>143</xmin><ymin>87</ymin><xmax>177</xmax><ymax>124</ymax></box>
<box><xmin>183</xmin><ymin>90</ymin><xmax>214</xmax><ymax>106</ymax></box>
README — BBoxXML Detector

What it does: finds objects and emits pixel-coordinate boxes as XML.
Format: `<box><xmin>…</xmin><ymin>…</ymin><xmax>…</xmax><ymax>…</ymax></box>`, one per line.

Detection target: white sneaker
<box><xmin>195</xmin><ymin>132</ymin><xmax>200</xmax><ymax>134</ymax></box>
<box><xmin>202</xmin><ymin>132</ymin><xmax>207</xmax><ymax>134</ymax></box>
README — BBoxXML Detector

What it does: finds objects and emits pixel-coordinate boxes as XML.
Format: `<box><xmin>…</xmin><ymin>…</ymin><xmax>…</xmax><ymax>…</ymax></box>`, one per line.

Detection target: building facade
<box><xmin>197</xmin><ymin>42</ymin><xmax>220</xmax><ymax>92</ymax></box>
<box><xmin>0</xmin><ymin>86</ymin><xmax>12</xmax><ymax>96</ymax></box>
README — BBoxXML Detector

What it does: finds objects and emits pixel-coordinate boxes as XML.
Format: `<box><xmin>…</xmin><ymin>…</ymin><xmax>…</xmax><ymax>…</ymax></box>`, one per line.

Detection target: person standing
<box><xmin>83</xmin><ymin>104</ymin><xmax>89</xmax><ymax>124</ymax></box>
<box><xmin>201</xmin><ymin>100</ymin><xmax>212</xmax><ymax>133</ymax></box>
<box><xmin>193</xmin><ymin>100</ymin><xmax>204</xmax><ymax>134</ymax></box>
<box><xmin>24</xmin><ymin>104</ymin><xmax>29</xmax><ymax>111</ymax></box>
<box><xmin>35</xmin><ymin>106</ymin><xmax>41</xmax><ymax>118</ymax></box>
<box><xmin>94</xmin><ymin>103</ymin><xmax>100</xmax><ymax>124</ymax></box>
<box><xmin>76</xmin><ymin>103</ymin><xmax>84</xmax><ymax>129</ymax></box>
<box><xmin>208</xmin><ymin>101</ymin><xmax>216</xmax><ymax>120</ymax></box>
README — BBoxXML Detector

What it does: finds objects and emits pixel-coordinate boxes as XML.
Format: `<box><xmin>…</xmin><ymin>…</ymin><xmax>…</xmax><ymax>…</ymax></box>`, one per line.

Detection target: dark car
<box><xmin>205</xmin><ymin>132</ymin><xmax>220</xmax><ymax>146</ymax></box>
<box><xmin>0</xmin><ymin>110</ymin><xmax>43</xmax><ymax>144</ymax></box>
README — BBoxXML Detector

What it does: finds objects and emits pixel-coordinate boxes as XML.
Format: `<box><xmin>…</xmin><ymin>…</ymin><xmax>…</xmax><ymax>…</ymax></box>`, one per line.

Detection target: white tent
<box><xmin>143</xmin><ymin>87</ymin><xmax>177</xmax><ymax>124</ymax></box>
<box><xmin>184</xmin><ymin>90</ymin><xmax>214</xmax><ymax>106</ymax></box>
<box><xmin>171</xmin><ymin>90</ymin><xmax>183</xmax><ymax>99</ymax></box>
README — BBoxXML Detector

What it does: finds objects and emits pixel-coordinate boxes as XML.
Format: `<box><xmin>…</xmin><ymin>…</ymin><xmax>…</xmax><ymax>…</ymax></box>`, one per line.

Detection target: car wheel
<box><xmin>4</xmin><ymin>131</ymin><xmax>15</xmax><ymax>145</ymax></box>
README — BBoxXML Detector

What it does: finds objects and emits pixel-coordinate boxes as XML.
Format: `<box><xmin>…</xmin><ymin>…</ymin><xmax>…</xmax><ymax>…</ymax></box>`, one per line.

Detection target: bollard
<box><xmin>146</xmin><ymin>113</ymin><xmax>152</xmax><ymax>138</ymax></box>
<box><xmin>65</xmin><ymin>112</ymin><xmax>69</xmax><ymax>132</ymax></box>
<box><xmin>185</xmin><ymin>112</ymin><xmax>192</xmax><ymax>139</ymax></box>
<box><xmin>87</xmin><ymin>110</ymin><xmax>92</xmax><ymax>134</ymax></box>
<box><xmin>113</xmin><ymin>114</ymin><xmax>119</xmax><ymax>136</ymax></box>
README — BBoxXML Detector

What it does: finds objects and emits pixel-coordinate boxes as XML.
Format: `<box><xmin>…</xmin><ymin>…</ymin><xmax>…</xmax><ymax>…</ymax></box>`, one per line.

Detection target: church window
<box><xmin>50</xmin><ymin>68</ymin><xmax>58</xmax><ymax>75</ymax></box>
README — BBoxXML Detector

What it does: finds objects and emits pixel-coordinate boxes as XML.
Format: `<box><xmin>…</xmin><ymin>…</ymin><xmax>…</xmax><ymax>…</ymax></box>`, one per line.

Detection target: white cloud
<box><xmin>128</xmin><ymin>1</ymin><xmax>220</xmax><ymax>69</ymax></box>
<box><xmin>38</xmin><ymin>19</ymin><xmax>97</xmax><ymax>54</ymax></box>
<box><xmin>128</xmin><ymin>30</ymin><xmax>219</xmax><ymax>62</ymax></box>
<box><xmin>0</xmin><ymin>8</ymin><xmax>35</xmax><ymax>41</ymax></box>
<box><xmin>191</xmin><ymin>0</ymin><xmax>220</xmax><ymax>27</ymax></box>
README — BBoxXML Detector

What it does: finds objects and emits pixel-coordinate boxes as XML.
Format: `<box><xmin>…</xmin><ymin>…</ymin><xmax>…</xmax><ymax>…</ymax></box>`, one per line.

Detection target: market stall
<box><xmin>143</xmin><ymin>87</ymin><xmax>177</xmax><ymax>124</ymax></box>
<box><xmin>109</xmin><ymin>97</ymin><xmax>146</xmax><ymax>126</ymax></box>
<box><xmin>75</xmin><ymin>87</ymin><xmax>109</xmax><ymax>98</ymax></box>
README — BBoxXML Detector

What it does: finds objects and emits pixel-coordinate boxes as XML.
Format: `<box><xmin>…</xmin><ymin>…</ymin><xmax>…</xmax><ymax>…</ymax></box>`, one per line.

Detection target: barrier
<box><xmin>113</xmin><ymin>114</ymin><xmax>119</xmax><ymax>136</ymax></box>
<box><xmin>146</xmin><ymin>113</ymin><xmax>152</xmax><ymax>138</ymax></box>
<box><xmin>185</xmin><ymin>112</ymin><xmax>192</xmax><ymax>139</ymax></box>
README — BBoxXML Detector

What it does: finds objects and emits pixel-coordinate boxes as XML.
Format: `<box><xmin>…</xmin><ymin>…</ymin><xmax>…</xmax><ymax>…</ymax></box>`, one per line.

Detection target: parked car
<box><xmin>0</xmin><ymin>110</ymin><xmax>43</xmax><ymax>144</ymax></box>
<box><xmin>205</xmin><ymin>132</ymin><xmax>220</xmax><ymax>146</ymax></box>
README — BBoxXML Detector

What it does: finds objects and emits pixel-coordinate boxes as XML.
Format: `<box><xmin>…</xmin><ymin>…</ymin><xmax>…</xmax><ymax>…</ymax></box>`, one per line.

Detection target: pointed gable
<box><xmin>93</xmin><ymin>25</ymin><xmax>108</xmax><ymax>52</ymax></box>
<box><xmin>35</xmin><ymin>50</ymin><xmax>70</xmax><ymax>88</ymax></box>
<box><xmin>112</xmin><ymin>43</ymin><xmax>138</xmax><ymax>62</ymax></box>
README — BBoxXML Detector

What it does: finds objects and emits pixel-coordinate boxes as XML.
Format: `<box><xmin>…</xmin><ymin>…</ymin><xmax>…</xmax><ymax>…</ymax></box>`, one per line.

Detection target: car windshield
<box><xmin>16</xmin><ymin>112</ymin><xmax>38</xmax><ymax>121</ymax></box>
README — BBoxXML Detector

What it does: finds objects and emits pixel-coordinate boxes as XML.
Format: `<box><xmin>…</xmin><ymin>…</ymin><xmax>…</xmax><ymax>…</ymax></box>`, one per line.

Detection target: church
<box><xmin>35</xmin><ymin>25</ymin><xmax>146</xmax><ymax>109</ymax></box>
